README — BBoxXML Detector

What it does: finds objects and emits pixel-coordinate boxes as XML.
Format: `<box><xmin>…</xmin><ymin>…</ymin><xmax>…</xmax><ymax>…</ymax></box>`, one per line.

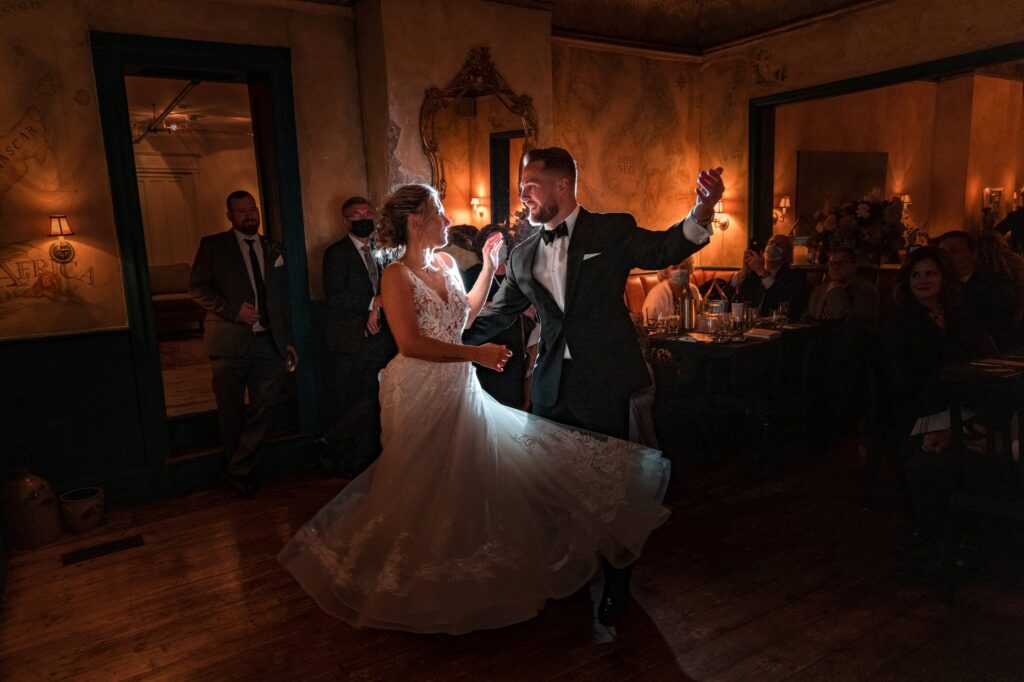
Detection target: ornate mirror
<box><xmin>420</xmin><ymin>47</ymin><xmax>538</xmax><ymax>226</ymax></box>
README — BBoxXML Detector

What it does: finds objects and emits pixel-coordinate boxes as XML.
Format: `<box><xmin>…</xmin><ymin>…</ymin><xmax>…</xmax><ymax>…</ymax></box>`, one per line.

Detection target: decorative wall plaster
<box><xmin>553</xmin><ymin>44</ymin><xmax>699</xmax><ymax>234</ymax></box>
<box><xmin>752</xmin><ymin>49</ymin><xmax>788</xmax><ymax>85</ymax></box>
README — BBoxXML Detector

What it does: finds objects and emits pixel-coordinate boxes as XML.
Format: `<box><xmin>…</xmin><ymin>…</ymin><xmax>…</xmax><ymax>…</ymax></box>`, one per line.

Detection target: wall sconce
<box><xmin>711</xmin><ymin>200</ymin><xmax>729</xmax><ymax>231</ymax></box>
<box><xmin>470</xmin><ymin>197</ymin><xmax>487</xmax><ymax>223</ymax></box>
<box><xmin>48</xmin><ymin>215</ymin><xmax>75</xmax><ymax>263</ymax></box>
<box><xmin>983</xmin><ymin>187</ymin><xmax>1003</xmax><ymax>211</ymax></box>
<box><xmin>900</xmin><ymin>193</ymin><xmax>912</xmax><ymax>222</ymax></box>
<box><xmin>777</xmin><ymin>195</ymin><xmax>791</xmax><ymax>223</ymax></box>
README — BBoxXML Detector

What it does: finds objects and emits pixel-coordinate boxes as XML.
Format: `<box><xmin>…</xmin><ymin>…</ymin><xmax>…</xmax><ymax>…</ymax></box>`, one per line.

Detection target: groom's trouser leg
<box><xmin>532</xmin><ymin>361</ymin><xmax>630</xmax><ymax>440</ymax></box>
<box><xmin>533</xmin><ymin>361</ymin><xmax>636</xmax><ymax>591</ymax></box>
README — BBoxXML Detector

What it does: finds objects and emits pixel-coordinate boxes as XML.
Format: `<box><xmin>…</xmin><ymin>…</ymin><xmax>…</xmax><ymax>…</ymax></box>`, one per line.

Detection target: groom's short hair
<box><xmin>524</xmin><ymin>147</ymin><xmax>577</xmax><ymax>185</ymax></box>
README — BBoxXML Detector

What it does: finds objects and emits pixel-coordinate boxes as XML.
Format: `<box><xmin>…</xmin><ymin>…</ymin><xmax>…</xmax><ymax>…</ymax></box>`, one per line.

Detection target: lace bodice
<box><xmin>407</xmin><ymin>262</ymin><xmax>469</xmax><ymax>345</ymax></box>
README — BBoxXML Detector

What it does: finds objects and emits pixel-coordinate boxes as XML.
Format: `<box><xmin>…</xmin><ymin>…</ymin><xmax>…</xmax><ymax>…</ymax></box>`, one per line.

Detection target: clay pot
<box><xmin>59</xmin><ymin>486</ymin><xmax>105</xmax><ymax>532</ymax></box>
<box><xmin>1</xmin><ymin>469</ymin><xmax>62</xmax><ymax>549</ymax></box>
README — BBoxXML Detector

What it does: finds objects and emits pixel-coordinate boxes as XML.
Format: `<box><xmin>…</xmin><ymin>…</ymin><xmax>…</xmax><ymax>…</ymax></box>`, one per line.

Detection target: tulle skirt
<box><xmin>279</xmin><ymin>356</ymin><xmax>670</xmax><ymax>634</ymax></box>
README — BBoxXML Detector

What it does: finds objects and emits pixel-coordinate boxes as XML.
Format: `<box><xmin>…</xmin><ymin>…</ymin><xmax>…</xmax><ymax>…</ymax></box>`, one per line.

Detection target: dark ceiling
<box><xmin>313</xmin><ymin>0</ymin><xmax>879</xmax><ymax>53</ymax></box>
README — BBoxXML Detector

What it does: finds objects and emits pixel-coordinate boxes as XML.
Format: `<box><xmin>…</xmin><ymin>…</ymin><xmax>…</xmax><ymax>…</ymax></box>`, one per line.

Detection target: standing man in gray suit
<box><xmin>189</xmin><ymin>190</ymin><xmax>297</xmax><ymax>498</ymax></box>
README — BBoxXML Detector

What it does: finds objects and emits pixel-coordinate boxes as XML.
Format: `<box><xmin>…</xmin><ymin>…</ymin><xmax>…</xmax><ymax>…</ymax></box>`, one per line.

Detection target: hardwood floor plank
<box><xmin>3</xmin><ymin>443</ymin><xmax>1023</xmax><ymax>680</ymax></box>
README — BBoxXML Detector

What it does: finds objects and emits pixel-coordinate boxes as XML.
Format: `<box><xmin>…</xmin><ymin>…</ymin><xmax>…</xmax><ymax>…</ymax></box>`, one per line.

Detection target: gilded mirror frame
<box><xmin>420</xmin><ymin>47</ymin><xmax>538</xmax><ymax>200</ymax></box>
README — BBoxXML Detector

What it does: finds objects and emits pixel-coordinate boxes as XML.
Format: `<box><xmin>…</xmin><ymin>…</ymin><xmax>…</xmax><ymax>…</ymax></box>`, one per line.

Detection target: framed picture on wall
<box><xmin>795</xmin><ymin>150</ymin><xmax>889</xmax><ymax>228</ymax></box>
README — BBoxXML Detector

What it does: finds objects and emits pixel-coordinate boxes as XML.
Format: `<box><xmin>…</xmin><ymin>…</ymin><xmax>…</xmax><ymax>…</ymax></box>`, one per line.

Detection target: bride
<box><xmin>279</xmin><ymin>183</ymin><xmax>670</xmax><ymax>634</ymax></box>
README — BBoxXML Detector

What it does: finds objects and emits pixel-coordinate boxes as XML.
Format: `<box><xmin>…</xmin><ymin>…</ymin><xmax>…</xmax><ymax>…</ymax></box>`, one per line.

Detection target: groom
<box><xmin>464</xmin><ymin>147</ymin><xmax>724</xmax><ymax>625</ymax></box>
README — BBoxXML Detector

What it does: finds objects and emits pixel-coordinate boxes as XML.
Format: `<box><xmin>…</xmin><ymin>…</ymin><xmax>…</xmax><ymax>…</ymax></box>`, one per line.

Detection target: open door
<box><xmin>92</xmin><ymin>32</ymin><xmax>317</xmax><ymax>495</ymax></box>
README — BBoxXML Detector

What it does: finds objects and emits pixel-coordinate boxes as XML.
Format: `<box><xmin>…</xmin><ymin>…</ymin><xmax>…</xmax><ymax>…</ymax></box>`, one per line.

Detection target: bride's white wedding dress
<box><xmin>279</xmin><ymin>259</ymin><xmax>670</xmax><ymax>634</ymax></box>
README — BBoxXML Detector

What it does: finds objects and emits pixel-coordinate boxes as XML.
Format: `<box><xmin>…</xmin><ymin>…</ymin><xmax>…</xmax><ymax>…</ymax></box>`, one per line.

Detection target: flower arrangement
<box><xmin>806</xmin><ymin>193</ymin><xmax>924</xmax><ymax>264</ymax></box>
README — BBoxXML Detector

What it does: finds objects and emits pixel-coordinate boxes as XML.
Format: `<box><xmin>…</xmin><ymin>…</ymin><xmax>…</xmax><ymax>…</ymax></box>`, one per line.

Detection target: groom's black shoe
<box><xmin>597</xmin><ymin>562</ymin><xmax>633</xmax><ymax>626</ymax></box>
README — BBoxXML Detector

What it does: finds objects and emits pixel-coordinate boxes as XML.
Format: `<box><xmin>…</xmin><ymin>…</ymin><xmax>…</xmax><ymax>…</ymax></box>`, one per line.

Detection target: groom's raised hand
<box><xmin>693</xmin><ymin>167</ymin><xmax>725</xmax><ymax>223</ymax></box>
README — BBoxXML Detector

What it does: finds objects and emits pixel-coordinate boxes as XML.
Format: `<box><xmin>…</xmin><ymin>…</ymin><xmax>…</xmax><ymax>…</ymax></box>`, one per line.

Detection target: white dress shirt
<box><xmin>234</xmin><ymin>228</ymin><xmax>267</xmax><ymax>332</ymax></box>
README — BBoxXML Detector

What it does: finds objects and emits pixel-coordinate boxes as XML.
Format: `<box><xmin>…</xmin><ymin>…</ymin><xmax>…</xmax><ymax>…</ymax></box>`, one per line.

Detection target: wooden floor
<box><xmin>3</xmin><ymin>442</ymin><xmax>1024</xmax><ymax>681</ymax></box>
<box><xmin>159</xmin><ymin>337</ymin><xmax>216</xmax><ymax>418</ymax></box>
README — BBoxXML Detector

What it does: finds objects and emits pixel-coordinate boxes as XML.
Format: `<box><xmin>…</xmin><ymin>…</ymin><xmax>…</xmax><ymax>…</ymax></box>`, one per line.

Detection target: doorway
<box><xmin>126</xmin><ymin>76</ymin><xmax>260</xmax><ymax>422</ymax></box>
<box><xmin>91</xmin><ymin>32</ymin><xmax>316</xmax><ymax>491</ymax></box>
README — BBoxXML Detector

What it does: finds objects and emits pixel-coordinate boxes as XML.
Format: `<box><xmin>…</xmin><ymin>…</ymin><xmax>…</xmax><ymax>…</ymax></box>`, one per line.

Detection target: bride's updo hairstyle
<box><xmin>376</xmin><ymin>183</ymin><xmax>439</xmax><ymax>259</ymax></box>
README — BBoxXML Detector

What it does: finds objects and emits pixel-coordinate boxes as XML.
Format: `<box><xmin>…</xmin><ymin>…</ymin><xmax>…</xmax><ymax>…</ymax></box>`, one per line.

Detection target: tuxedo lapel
<box><xmin>564</xmin><ymin>208</ymin><xmax>593</xmax><ymax>312</ymax></box>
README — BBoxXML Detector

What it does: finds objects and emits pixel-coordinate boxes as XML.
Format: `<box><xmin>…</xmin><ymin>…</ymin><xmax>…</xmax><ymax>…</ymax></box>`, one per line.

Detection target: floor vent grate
<box><xmin>61</xmin><ymin>534</ymin><xmax>145</xmax><ymax>566</ymax></box>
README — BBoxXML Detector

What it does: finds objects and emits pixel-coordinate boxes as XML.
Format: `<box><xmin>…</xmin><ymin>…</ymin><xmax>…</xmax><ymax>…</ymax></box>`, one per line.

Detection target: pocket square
<box><xmin>273</xmin><ymin>255</ymin><xmax>284</xmax><ymax>267</ymax></box>
<box><xmin>583</xmin><ymin>252</ymin><xmax>602</xmax><ymax>261</ymax></box>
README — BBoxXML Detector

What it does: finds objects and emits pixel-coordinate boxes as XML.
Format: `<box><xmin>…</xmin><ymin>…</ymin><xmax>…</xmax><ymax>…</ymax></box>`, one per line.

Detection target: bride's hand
<box><xmin>475</xmin><ymin>343</ymin><xmax>513</xmax><ymax>371</ymax></box>
<box><xmin>481</xmin><ymin>232</ymin><xmax>504</xmax><ymax>270</ymax></box>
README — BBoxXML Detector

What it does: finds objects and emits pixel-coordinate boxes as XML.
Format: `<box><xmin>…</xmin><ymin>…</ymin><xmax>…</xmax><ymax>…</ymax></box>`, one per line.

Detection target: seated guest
<box><xmin>730</xmin><ymin>234</ymin><xmax>805</xmax><ymax>318</ymax></box>
<box><xmin>878</xmin><ymin>246</ymin><xmax>996</xmax><ymax>456</ymax></box>
<box><xmin>439</xmin><ymin>224</ymin><xmax>480</xmax><ymax>272</ymax></box>
<box><xmin>935</xmin><ymin>230</ymin><xmax>1016</xmax><ymax>351</ymax></box>
<box><xmin>803</xmin><ymin>247</ymin><xmax>880</xmax><ymax>328</ymax></box>
<box><xmin>641</xmin><ymin>257</ymin><xmax>702</xmax><ymax>321</ymax></box>
<box><xmin>994</xmin><ymin>205</ymin><xmax>1024</xmax><ymax>254</ymax></box>
<box><xmin>975</xmin><ymin>230</ymin><xmax>1024</xmax><ymax>349</ymax></box>
<box><xmin>802</xmin><ymin>247</ymin><xmax>880</xmax><ymax>435</ymax></box>
<box><xmin>463</xmin><ymin>225</ymin><xmax>535</xmax><ymax>408</ymax></box>
<box><xmin>897</xmin><ymin>417</ymin><xmax>1000</xmax><ymax>581</ymax></box>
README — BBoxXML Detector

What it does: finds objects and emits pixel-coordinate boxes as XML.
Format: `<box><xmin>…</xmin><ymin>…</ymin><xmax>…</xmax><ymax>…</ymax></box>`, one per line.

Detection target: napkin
<box><xmin>744</xmin><ymin>328</ymin><xmax>782</xmax><ymax>339</ymax></box>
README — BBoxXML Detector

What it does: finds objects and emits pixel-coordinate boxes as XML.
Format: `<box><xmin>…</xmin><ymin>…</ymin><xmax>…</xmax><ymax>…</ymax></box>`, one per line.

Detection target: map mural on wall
<box><xmin>551</xmin><ymin>45</ymin><xmax>699</xmax><ymax>237</ymax></box>
<box><xmin>0</xmin><ymin>1</ymin><xmax>128</xmax><ymax>339</ymax></box>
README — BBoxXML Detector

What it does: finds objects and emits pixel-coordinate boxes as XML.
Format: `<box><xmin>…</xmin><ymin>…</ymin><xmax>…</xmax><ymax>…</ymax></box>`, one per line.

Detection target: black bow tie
<box><xmin>541</xmin><ymin>222</ymin><xmax>568</xmax><ymax>245</ymax></box>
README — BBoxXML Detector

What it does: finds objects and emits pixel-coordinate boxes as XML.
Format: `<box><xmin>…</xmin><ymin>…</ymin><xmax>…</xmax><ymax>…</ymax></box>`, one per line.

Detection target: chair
<box><xmin>940</xmin><ymin>367</ymin><xmax>1024</xmax><ymax>599</ymax></box>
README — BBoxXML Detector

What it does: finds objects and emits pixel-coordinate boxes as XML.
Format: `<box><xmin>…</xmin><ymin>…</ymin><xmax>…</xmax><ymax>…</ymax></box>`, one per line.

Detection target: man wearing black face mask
<box><xmin>319</xmin><ymin>196</ymin><xmax>397</xmax><ymax>476</ymax></box>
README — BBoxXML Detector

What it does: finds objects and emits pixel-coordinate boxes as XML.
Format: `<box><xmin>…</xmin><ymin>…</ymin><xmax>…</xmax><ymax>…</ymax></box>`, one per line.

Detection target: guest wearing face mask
<box><xmin>319</xmin><ymin>196</ymin><xmax>398</xmax><ymax>477</ymax></box>
<box><xmin>730</xmin><ymin>234</ymin><xmax>806</xmax><ymax>318</ymax></box>
<box><xmin>641</xmin><ymin>257</ymin><xmax>702</xmax><ymax>321</ymax></box>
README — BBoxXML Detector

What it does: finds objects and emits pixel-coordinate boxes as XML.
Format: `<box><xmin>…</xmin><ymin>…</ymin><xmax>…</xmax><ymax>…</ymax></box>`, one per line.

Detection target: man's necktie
<box><xmin>244</xmin><ymin>239</ymin><xmax>270</xmax><ymax>327</ymax></box>
<box><xmin>540</xmin><ymin>222</ymin><xmax>569</xmax><ymax>245</ymax></box>
<box><xmin>361</xmin><ymin>244</ymin><xmax>379</xmax><ymax>294</ymax></box>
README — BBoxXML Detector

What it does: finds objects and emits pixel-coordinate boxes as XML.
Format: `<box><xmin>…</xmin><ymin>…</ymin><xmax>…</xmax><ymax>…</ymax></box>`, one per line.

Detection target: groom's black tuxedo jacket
<box><xmin>464</xmin><ymin>207</ymin><xmax>706</xmax><ymax>410</ymax></box>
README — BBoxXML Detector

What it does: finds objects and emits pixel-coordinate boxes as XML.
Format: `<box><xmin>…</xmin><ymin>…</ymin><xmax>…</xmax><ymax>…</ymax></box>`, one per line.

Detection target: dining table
<box><xmin>642</xmin><ymin>321</ymin><xmax>824</xmax><ymax>451</ymax></box>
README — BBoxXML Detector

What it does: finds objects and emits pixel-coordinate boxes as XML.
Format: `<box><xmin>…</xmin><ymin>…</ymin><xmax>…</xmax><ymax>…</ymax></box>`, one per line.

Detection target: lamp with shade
<box><xmin>47</xmin><ymin>215</ymin><xmax>75</xmax><ymax>263</ymax></box>
<box><xmin>711</xmin><ymin>200</ymin><xmax>729</xmax><ymax>231</ymax></box>
<box><xmin>899</xmin><ymin>193</ymin><xmax>912</xmax><ymax>222</ymax></box>
<box><xmin>778</xmin><ymin>195</ymin><xmax>791</xmax><ymax>222</ymax></box>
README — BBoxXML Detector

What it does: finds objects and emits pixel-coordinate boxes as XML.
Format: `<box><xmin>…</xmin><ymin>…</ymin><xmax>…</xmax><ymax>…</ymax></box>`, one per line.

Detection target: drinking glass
<box><xmin>773</xmin><ymin>302</ymin><xmax>790</xmax><ymax>326</ymax></box>
<box><xmin>731</xmin><ymin>301</ymin><xmax>746</xmax><ymax>329</ymax></box>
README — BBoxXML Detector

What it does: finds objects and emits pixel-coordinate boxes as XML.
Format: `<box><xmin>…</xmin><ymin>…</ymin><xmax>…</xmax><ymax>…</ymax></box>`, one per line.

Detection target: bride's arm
<box><xmin>381</xmin><ymin>263</ymin><xmax>509</xmax><ymax>370</ymax></box>
<box><xmin>463</xmin><ymin>232</ymin><xmax>502</xmax><ymax>327</ymax></box>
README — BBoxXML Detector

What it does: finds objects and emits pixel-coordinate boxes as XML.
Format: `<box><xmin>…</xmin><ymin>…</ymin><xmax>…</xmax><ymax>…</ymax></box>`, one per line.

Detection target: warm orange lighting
<box><xmin>470</xmin><ymin>196</ymin><xmax>486</xmax><ymax>223</ymax></box>
<box><xmin>779</xmin><ymin>195</ymin><xmax>791</xmax><ymax>210</ymax></box>
<box><xmin>900</xmin><ymin>194</ymin><xmax>912</xmax><ymax>206</ymax></box>
<box><xmin>48</xmin><ymin>215</ymin><xmax>73</xmax><ymax>238</ymax></box>
<box><xmin>711</xmin><ymin>201</ymin><xmax>729</xmax><ymax>231</ymax></box>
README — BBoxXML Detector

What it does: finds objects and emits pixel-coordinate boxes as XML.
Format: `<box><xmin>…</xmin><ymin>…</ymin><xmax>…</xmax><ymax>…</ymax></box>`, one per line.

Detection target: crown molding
<box><xmin>702</xmin><ymin>0</ymin><xmax>889</xmax><ymax>56</ymax></box>
<box><xmin>551</xmin><ymin>33</ymin><xmax>700</xmax><ymax>63</ymax></box>
<box><xmin>217</xmin><ymin>0</ymin><xmax>354</xmax><ymax>16</ymax></box>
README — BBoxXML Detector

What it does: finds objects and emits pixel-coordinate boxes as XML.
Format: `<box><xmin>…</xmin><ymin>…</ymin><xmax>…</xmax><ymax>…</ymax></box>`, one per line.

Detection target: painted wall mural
<box><xmin>552</xmin><ymin>44</ymin><xmax>701</xmax><ymax>238</ymax></box>
<box><xmin>0</xmin><ymin>4</ymin><xmax>128</xmax><ymax>339</ymax></box>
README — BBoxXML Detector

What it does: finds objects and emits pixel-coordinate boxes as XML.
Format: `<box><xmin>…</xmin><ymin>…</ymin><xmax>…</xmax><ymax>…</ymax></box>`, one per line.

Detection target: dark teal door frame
<box><xmin>90</xmin><ymin>31</ymin><xmax>318</xmax><ymax>494</ymax></box>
